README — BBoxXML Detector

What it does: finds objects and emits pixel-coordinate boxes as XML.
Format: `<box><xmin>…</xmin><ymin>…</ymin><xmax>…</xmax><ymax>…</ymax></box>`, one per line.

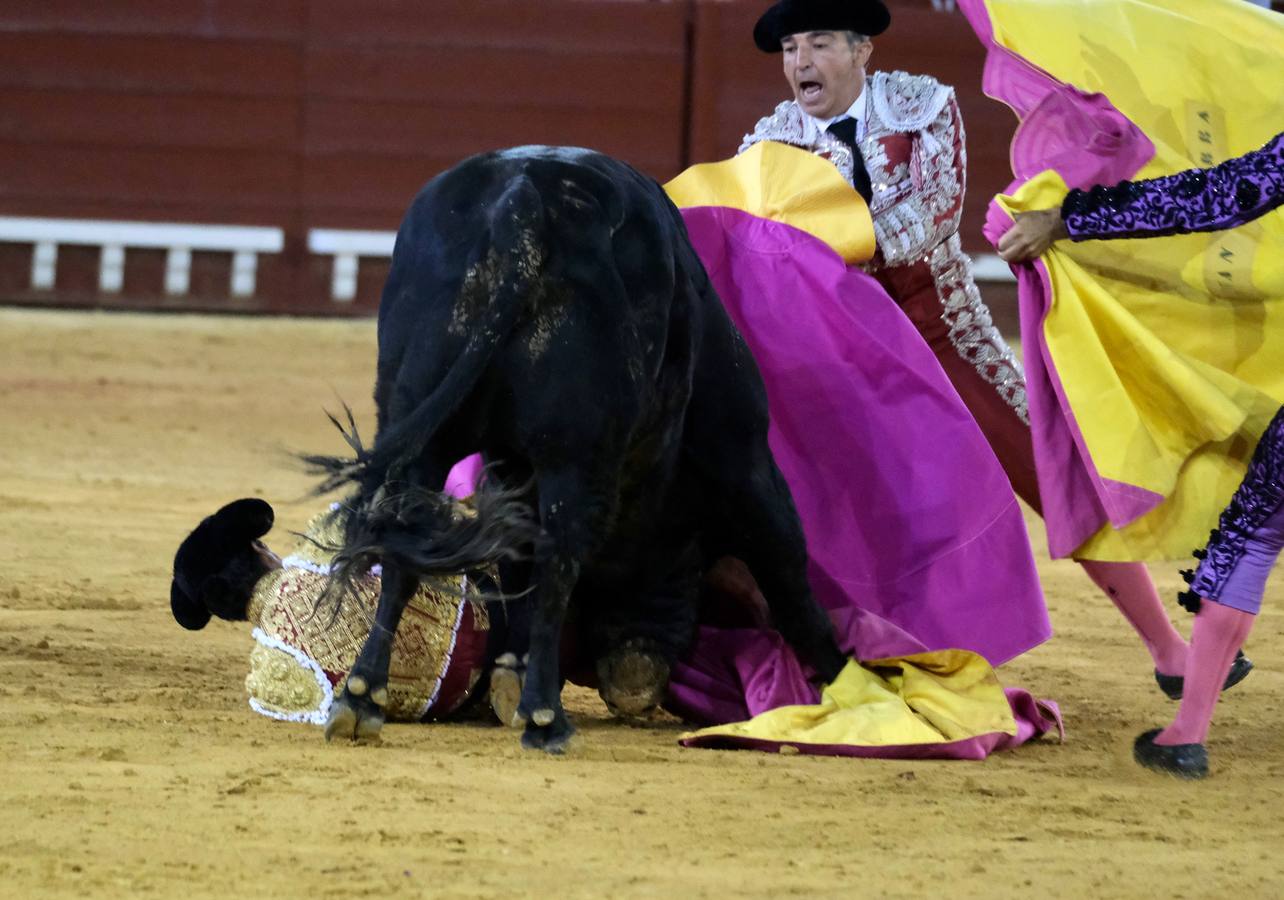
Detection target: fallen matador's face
<box><xmin>254</xmin><ymin>540</ymin><xmax>283</xmax><ymax>572</ymax></box>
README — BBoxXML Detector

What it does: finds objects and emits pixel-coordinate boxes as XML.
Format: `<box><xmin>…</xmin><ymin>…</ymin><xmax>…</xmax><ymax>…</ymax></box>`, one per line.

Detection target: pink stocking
<box><xmin>1155</xmin><ymin>600</ymin><xmax>1255</xmax><ymax>746</ymax></box>
<box><xmin>1078</xmin><ymin>559</ymin><xmax>1188</xmax><ymax>674</ymax></box>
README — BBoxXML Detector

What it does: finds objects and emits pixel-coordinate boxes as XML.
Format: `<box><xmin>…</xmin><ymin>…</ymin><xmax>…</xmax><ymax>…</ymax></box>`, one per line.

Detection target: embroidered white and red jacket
<box><xmin>740</xmin><ymin>70</ymin><xmax>1028</xmax><ymax>423</ymax></box>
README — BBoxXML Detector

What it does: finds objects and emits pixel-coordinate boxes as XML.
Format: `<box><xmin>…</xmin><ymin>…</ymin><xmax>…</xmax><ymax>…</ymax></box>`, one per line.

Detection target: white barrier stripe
<box><xmin>164</xmin><ymin>247</ymin><xmax>191</xmax><ymax>296</ymax></box>
<box><xmin>3</xmin><ymin>216</ymin><xmax>286</xmax><ymax>299</ymax></box>
<box><xmin>971</xmin><ymin>253</ymin><xmax>1016</xmax><ymax>283</ymax></box>
<box><xmin>99</xmin><ymin>244</ymin><xmax>125</xmax><ymax>293</ymax></box>
<box><xmin>7</xmin><ymin>218</ymin><xmax>1018</xmax><ymax>303</ymax></box>
<box><xmin>230</xmin><ymin>249</ymin><xmax>258</xmax><ymax>298</ymax></box>
<box><xmin>31</xmin><ymin>241</ymin><xmax>56</xmax><ymax>290</ymax></box>
<box><xmin>308</xmin><ymin>228</ymin><xmax>396</xmax><ymax>256</ymax></box>
<box><xmin>331</xmin><ymin>252</ymin><xmax>359</xmax><ymax>303</ymax></box>
<box><xmin>0</xmin><ymin>216</ymin><xmax>283</xmax><ymax>252</ymax></box>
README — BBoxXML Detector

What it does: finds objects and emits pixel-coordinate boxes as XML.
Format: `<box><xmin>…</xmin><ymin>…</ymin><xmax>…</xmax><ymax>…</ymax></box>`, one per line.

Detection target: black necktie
<box><xmin>826</xmin><ymin>118</ymin><xmax>873</xmax><ymax>205</ymax></box>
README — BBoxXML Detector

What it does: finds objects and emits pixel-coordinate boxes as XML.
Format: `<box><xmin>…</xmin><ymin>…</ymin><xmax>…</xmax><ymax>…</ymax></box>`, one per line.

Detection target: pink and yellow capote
<box><xmin>960</xmin><ymin>0</ymin><xmax>1284</xmax><ymax>560</ymax></box>
<box><xmin>648</xmin><ymin>142</ymin><xmax>1058</xmax><ymax>756</ymax></box>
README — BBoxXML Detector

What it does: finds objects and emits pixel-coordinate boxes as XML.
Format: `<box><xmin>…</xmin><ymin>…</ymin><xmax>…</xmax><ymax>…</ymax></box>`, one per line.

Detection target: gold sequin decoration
<box><xmin>246</xmin><ymin>510</ymin><xmax>491</xmax><ymax>722</ymax></box>
<box><xmin>245</xmin><ymin>642</ymin><xmax>326</xmax><ymax>717</ymax></box>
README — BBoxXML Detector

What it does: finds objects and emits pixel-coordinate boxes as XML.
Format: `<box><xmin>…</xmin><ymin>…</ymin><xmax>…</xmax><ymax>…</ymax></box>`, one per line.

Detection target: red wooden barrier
<box><xmin>296</xmin><ymin>0</ymin><xmax>691</xmax><ymax>310</ymax></box>
<box><xmin>0</xmin><ymin>0</ymin><xmax>1027</xmax><ymax>314</ymax></box>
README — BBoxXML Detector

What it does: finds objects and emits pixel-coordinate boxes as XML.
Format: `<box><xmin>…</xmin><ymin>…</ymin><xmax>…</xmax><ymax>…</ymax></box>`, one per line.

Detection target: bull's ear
<box><xmin>171</xmin><ymin>581</ymin><xmax>212</xmax><ymax>631</ymax></box>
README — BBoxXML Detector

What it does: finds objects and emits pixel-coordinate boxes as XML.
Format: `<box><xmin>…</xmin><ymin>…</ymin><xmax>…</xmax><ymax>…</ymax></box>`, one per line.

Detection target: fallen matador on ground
<box><xmin>170</xmin><ymin>492</ymin><xmax>1061</xmax><ymax>758</ymax></box>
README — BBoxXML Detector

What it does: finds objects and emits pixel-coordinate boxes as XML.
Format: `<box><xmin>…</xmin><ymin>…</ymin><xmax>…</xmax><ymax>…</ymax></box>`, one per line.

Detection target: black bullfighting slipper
<box><xmin>1133</xmin><ymin>729</ymin><xmax>1209</xmax><ymax>780</ymax></box>
<box><xmin>1154</xmin><ymin>650</ymin><xmax>1253</xmax><ymax>701</ymax></box>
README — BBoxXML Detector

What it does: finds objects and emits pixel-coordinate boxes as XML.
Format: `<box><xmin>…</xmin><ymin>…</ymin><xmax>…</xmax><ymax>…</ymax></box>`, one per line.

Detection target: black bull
<box><xmin>314</xmin><ymin>146</ymin><xmax>846</xmax><ymax>751</ymax></box>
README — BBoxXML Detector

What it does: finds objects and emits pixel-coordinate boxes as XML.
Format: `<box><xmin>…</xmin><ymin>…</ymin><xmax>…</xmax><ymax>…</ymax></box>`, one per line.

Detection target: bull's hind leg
<box><xmin>517</xmin><ymin>467</ymin><xmax>611</xmax><ymax>753</ymax></box>
<box><xmin>325</xmin><ymin>563</ymin><xmax>420</xmax><ymax>742</ymax></box>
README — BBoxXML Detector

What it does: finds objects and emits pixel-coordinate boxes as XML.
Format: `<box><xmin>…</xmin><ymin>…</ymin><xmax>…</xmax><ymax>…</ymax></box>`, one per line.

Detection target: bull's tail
<box><xmin>312</xmin><ymin>471</ymin><xmax>540</xmax><ymax>621</ymax></box>
<box><xmin>303</xmin><ymin>174</ymin><xmax>546</xmax><ymax>604</ymax></box>
<box><xmin>365</xmin><ymin>174</ymin><xmax>546</xmax><ymax>485</ymax></box>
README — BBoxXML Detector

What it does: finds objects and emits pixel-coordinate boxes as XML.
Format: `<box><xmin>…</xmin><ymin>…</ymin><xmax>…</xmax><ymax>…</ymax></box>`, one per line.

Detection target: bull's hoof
<box><xmin>597</xmin><ymin>645</ymin><xmax>670</xmax><ymax>719</ymax></box>
<box><xmin>324</xmin><ymin>689</ymin><xmax>386</xmax><ymax>743</ymax></box>
<box><xmin>520</xmin><ymin>707</ymin><xmax>575</xmax><ymax>754</ymax></box>
<box><xmin>514</xmin><ymin>660</ymin><xmax>571</xmax><ymax>752</ymax></box>
<box><xmin>488</xmin><ymin>665</ymin><xmax>525</xmax><ymax>728</ymax></box>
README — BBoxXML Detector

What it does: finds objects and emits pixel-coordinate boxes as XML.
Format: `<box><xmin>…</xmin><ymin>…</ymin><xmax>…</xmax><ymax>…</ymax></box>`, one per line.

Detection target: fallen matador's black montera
<box><xmin>310</xmin><ymin>145</ymin><xmax>846</xmax><ymax>752</ymax></box>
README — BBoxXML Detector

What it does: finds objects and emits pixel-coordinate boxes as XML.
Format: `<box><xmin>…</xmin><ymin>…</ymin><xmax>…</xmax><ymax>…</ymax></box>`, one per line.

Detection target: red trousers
<box><xmin>873</xmin><ymin>259</ymin><xmax>1043</xmax><ymax>515</ymax></box>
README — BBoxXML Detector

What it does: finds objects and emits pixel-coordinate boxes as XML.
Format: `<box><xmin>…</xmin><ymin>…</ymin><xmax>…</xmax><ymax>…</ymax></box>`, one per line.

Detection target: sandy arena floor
<box><xmin>0</xmin><ymin>306</ymin><xmax>1281</xmax><ymax>899</ymax></box>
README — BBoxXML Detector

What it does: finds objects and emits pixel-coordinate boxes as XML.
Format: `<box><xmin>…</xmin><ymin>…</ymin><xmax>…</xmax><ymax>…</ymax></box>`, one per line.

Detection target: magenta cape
<box><xmin>959</xmin><ymin>0</ymin><xmax>1159</xmax><ymax>558</ymax></box>
<box><xmin>958</xmin><ymin>0</ymin><xmax>1284</xmax><ymax>561</ymax></box>
<box><xmin>679</xmin><ymin>207</ymin><xmax>1049</xmax><ymax>660</ymax></box>
<box><xmin>667</xmin><ymin>207</ymin><xmax>1056</xmax><ymax>756</ymax></box>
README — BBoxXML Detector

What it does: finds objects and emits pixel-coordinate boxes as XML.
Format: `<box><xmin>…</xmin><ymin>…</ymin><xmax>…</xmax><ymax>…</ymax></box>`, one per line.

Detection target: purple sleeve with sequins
<box><xmin>1060</xmin><ymin>131</ymin><xmax>1284</xmax><ymax>241</ymax></box>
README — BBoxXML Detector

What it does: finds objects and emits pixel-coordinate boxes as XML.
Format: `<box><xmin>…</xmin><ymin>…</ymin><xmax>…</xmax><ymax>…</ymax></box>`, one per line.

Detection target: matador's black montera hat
<box><xmin>170</xmin><ymin>497</ymin><xmax>274</xmax><ymax>630</ymax></box>
<box><xmin>753</xmin><ymin>0</ymin><xmax>891</xmax><ymax>52</ymax></box>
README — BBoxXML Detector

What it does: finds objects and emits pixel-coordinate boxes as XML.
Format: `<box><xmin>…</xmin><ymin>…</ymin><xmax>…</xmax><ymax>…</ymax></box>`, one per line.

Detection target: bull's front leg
<box><xmin>325</xmin><ymin>563</ymin><xmax>419</xmax><ymax>742</ymax></box>
<box><xmin>735</xmin><ymin>463</ymin><xmax>846</xmax><ymax>684</ymax></box>
<box><xmin>700</xmin><ymin>446</ymin><xmax>846</xmax><ymax>684</ymax></box>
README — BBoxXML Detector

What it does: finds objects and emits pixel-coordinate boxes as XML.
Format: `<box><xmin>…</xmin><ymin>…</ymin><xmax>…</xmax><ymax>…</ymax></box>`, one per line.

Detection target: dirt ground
<box><xmin>0</xmin><ymin>306</ymin><xmax>1281</xmax><ymax>900</ymax></box>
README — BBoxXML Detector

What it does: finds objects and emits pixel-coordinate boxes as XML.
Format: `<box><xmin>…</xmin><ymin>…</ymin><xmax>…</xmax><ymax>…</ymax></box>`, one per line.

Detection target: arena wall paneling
<box><xmin>297</xmin><ymin>0</ymin><xmax>692</xmax><ymax>312</ymax></box>
<box><xmin>0</xmin><ymin>0</ymin><xmax>307</xmax><ymax>312</ymax></box>
<box><xmin>0</xmin><ymin>0</ymin><xmax>1021</xmax><ymax>315</ymax></box>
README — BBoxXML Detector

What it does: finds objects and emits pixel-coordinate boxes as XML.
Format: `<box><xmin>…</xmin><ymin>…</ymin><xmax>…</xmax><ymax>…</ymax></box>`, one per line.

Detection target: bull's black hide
<box><xmin>312</xmin><ymin>146</ymin><xmax>846</xmax><ymax>751</ymax></box>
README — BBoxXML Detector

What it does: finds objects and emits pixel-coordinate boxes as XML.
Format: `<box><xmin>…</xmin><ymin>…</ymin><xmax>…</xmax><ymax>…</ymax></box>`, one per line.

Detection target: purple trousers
<box><xmin>1187</xmin><ymin>406</ymin><xmax>1284</xmax><ymax>616</ymax></box>
<box><xmin>1213</xmin><ymin>503</ymin><xmax>1284</xmax><ymax>615</ymax></box>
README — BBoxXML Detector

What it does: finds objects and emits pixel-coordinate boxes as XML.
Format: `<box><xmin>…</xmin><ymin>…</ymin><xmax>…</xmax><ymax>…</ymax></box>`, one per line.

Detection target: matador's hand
<box><xmin>997</xmin><ymin>208</ymin><xmax>1069</xmax><ymax>263</ymax></box>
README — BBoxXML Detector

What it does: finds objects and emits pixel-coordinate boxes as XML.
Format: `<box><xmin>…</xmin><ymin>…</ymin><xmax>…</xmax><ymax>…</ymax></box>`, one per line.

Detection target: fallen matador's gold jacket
<box><xmin>243</xmin><ymin>509</ymin><xmax>492</xmax><ymax>725</ymax></box>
